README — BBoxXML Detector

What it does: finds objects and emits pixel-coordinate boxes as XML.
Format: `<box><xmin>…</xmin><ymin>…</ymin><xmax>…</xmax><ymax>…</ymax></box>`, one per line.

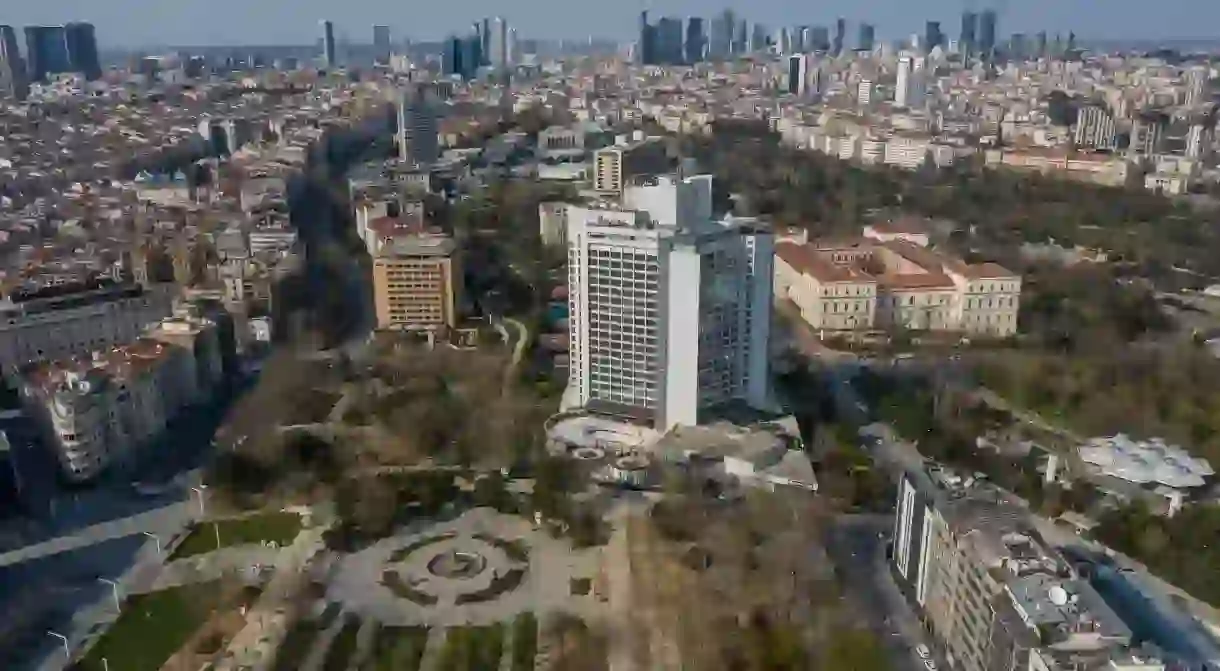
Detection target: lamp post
<box><xmin>190</xmin><ymin>484</ymin><xmax>208</xmax><ymax>518</ymax></box>
<box><xmin>46</xmin><ymin>630</ymin><xmax>69</xmax><ymax>659</ymax></box>
<box><xmin>142</xmin><ymin>531</ymin><xmax>162</xmax><ymax>556</ymax></box>
<box><xmin>98</xmin><ymin>577</ymin><xmax>121</xmax><ymax>612</ymax></box>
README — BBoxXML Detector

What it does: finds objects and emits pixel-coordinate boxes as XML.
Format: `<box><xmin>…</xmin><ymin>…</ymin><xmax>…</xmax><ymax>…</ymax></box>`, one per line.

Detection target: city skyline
<box><xmin>8</xmin><ymin>0</ymin><xmax>1220</xmax><ymax>48</ymax></box>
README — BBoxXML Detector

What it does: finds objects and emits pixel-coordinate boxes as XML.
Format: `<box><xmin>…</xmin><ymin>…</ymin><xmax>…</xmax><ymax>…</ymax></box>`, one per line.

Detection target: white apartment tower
<box><xmin>895</xmin><ymin>56</ymin><xmax>912</xmax><ymax>107</ymax></box>
<box><xmin>566</xmin><ymin>174</ymin><xmax>773</xmax><ymax>430</ymax></box>
<box><xmin>397</xmin><ymin>87</ymin><xmax>439</xmax><ymax>166</ymax></box>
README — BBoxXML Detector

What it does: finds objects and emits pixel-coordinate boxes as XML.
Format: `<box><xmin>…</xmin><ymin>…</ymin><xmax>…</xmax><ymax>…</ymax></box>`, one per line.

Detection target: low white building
<box><xmin>1077</xmin><ymin>434</ymin><xmax>1214</xmax><ymax>514</ymax></box>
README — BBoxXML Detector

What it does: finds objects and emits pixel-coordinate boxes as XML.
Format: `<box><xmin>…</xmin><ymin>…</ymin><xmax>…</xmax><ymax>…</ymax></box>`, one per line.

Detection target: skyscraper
<box><xmin>787</xmin><ymin>54</ymin><xmax>807</xmax><ymax>95</ymax></box>
<box><xmin>895</xmin><ymin>56</ymin><xmax>913</xmax><ymax>107</ymax></box>
<box><xmin>488</xmin><ymin>17</ymin><xmax>509</xmax><ymax>71</ymax></box>
<box><xmin>750</xmin><ymin>23</ymin><xmax>768</xmax><ymax>53</ymax></box>
<box><xmin>832</xmin><ymin>18</ymin><xmax>846</xmax><ymax>56</ymax></box>
<box><xmin>0</xmin><ymin>25</ymin><xmax>28</xmax><ymax>99</ymax></box>
<box><xmin>373</xmin><ymin>25</ymin><xmax>391</xmax><ymax>64</ymax></box>
<box><xmin>320</xmin><ymin>20</ymin><xmax>337</xmax><ymax>68</ymax></box>
<box><xmin>979</xmin><ymin>9</ymin><xmax>998</xmax><ymax>58</ymax></box>
<box><xmin>397</xmin><ymin>86</ymin><xmax>439</xmax><ymax>166</ymax></box>
<box><xmin>638</xmin><ymin>11</ymin><xmax>656</xmax><ymax>65</ymax></box>
<box><xmin>857</xmin><ymin>23</ymin><xmax>875</xmax><ymax>52</ymax></box>
<box><xmin>1036</xmin><ymin>31</ymin><xmax>1048</xmax><ymax>59</ymax></box>
<box><xmin>23</xmin><ymin>26</ymin><xmax>70</xmax><ymax>82</ymax></box>
<box><xmin>656</xmin><ymin>17</ymin><xmax>684</xmax><ymax>65</ymax></box>
<box><xmin>733</xmin><ymin>18</ymin><xmax>748</xmax><ymax>55</ymax></box>
<box><xmin>685</xmin><ymin>18</ymin><xmax>705</xmax><ymax>64</ymax></box>
<box><xmin>709</xmin><ymin>9</ymin><xmax>733</xmax><ymax>59</ymax></box>
<box><xmin>64</xmin><ymin>22</ymin><xmax>100</xmax><ymax>80</ymax></box>
<box><xmin>565</xmin><ymin>174</ymin><xmax>773</xmax><ymax>430</ymax></box>
<box><xmin>959</xmin><ymin>11</ymin><xmax>978</xmax><ymax>57</ymax></box>
<box><xmin>924</xmin><ymin>21</ymin><xmax>943</xmax><ymax>53</ymax></box>
<box><xmin>811</xmin><ymin>26</ymin><xmax>831</xmax><ymax>52</ymax></box>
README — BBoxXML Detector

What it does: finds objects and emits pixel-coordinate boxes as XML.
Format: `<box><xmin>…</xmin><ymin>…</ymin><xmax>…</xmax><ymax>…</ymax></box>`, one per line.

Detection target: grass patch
<box><xmin>171</xmin><ymin>511</ymin><xmax>303</xmax><ymax>559</ymax></box>
<box><xmin>381</xmin><ymin>570</ymin><xmax>438</xmax><ymax>605</ymax></box>
<box><xmin>272</xmin><ymin>603</ymin><xmax>341</xmax><ymax>671</ymax></box>
<box><xmin>436</xmin><ymin>625</ymin><xmax>504</xmax><ymax>671</ymax></box>
<box><xmin>455</xmin><ymin>568</ymin><xmax>525</xmax><ymax>605</ymax></box>
<box><xmin>323</xmin><ymin>615</ymin><xmax>361</xmax><ymax>671</ymax></box>
<box><xmin>510</xmin><ymin>613</ymin><xmax>538</xmax><ymax>671</ymax></box>
<box><xmin>368</xmin><ymin>626</ymin><xmax>429</xmax><ymax>671</ymax></box>
<box><xmin>73</xmin><ymin>582</ymin><xmax>223</xmax><ymax>671</ymax></box>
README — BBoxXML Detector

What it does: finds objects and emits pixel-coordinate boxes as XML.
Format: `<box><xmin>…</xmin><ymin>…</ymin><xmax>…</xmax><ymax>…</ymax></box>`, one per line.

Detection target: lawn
<box><xmin>369</xmin><ymin>626</ymin><xmax>430</xmax><ymax>671</ymax></box>
<box><xmin>323</xmin><ymin>615</ymin><xmax>361</xmax><ymax>671</ymax></box>
<box><xmin>509</xmin><ymin>613</ymin><xmax>538</xmax><ymax>671</ymax></box>
<box><xmin>272</xmin><ymin>603</ymin><xmax>341</xmax><ymax>671</ymax></box>
<box><xmin>436</xmin><ymin>625</ymin><xmax>504</xmax><ymax>671</ymax></box>
<box><xmin>74</xmin><ymin>582</ymin><xmax>222</xmax><ymax>671</ymax></box>
<box><xmin>171</xmin><ymin>511</ymin><xmax>303</xmax><ymax>559</ymax></box>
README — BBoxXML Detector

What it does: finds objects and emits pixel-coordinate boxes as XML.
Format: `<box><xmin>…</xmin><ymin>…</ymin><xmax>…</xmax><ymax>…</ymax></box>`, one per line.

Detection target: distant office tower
<box><xmin>832</xmin><ymin>18</ymin><xmax>846</xmax><ymax>56</ymax></box>
<box><xmin>0</xmin><ymin>25</ymin><xmax>28</xmax><ymax>99</ymax></box>
<box><xmin>488</xmin><ymin>17</ymin><xmax>509</xmax><ymax>71</ymax></box>
<box><xmin>64</xmin><ymin>22</ymin><xmax>101</xmax><ymax>80</ymax></box>
<box><xmin>480</xmin><ymin>18</ymin><xmax>491</xmax><ymax>65</ymax></box>
<box><xmin>775</xmin><ymin>28</ymin><xmax>792</xmax><ymax>56</ymax></box>
<box><xmin>565</xmin><ymin>174</ymin><xmax>773</xmax><ymax>430</ymax></box>
<box><xmin>443</xmin><ymin>36</ymin><xmax>463</xmax><ymax>77</ymax></box>
<box><xmin>24</xmin><ymin>25</ymin><xmax>70</xmax><ymax>82</ymax></box>
<box><xmin>959</xmin><ymin>11</ymin><xmax>977</xmax><ymax>57</ymax></box>
<box><xmin>787</xmin><ymin>54</ymin><xmax>807</xmax><ymax>95</ymax></box>
<box><xmin>979</xmin><ymin>9</ymin><xmax>998</xmax><ymax>57</ymax></box>
<box><xmin>811</xmin><ymin>26</ymin><xmax>831</xmax><ymax>52</ymax></box>
<box><xmin>1067</xmin><ymin>31</ymin><xmax>1077</xmax><ymax>53</ymax></box>
<box><xmin>397</xmin><ymin>87</ymin><xmax>439</xmax><ymax>166</ymax></box>
<box><xmin>1130</xmin><ymin>112</ymin><xmax>1168</xmax><ymax>156</ymax></box>
<box><xmin>638</xmin><ymin>11</ymin><xmax>655</xmax><ymax>65</ymax></box>
<box><xmin>685</xmin><ymin>17</ymin><xmax>705</xmax><ymax>64</ymax></box>
<box><xmin>320</xmin><ymin>20</ymin><xmax>337</xmax><ymax>67</ymax></box>
<box><xmin>733</xmin><ymin>18</ymin><xmax>748</xmax><ymax>55</ymax></box>
<box><xmin>373</xmin><ymin>25</ymin><xmax>391</xmax><ymax>64</ymax></box>
<box><xmin>654</xmin><ymin>17</ymin><xmax>684</xmax><ymax>64</ymax></box>
<box><xmin>924</xmin><ymin>21</ymin><xmax>943</xmax><ymax>53</ymax></box>
<box><xmin>796</xmin><ymin>27</ymin><xmax>812</xmax><ymax>53</ymax></box>
<box><xmin>709</xmin><ymin>9</ymin><xmax>733</xmax><ymax>59</ymax></box>
<box><xmin>1036</xmin><ymin>31</ymin><xmax>1048</xmax><ymax>59</ymax></box>
<box><xmin>463</xmin><ymin>31</ymin><xmax>482</xmax><ymax>77</ymax></box>
<box><xmin>1073</xmin><ymin>104</ymin><xmax>1116</xmax><ymax>149</ymax></box>
<box><xmin>857</xmin><ymin>78</ymin><xmax>873</xmax><ymax>106</ymax></box>
<box><xmin>750</xmin><ymin>23</ymin><xmax>768</xmax><ymax>52</ymax></box>
<box><xmin>857</xmin><ymin>23</ymin><xmax>875</xmax><ymax>52</ymax></box>
<box><xmin>895</xmin><ymin>56</ymin><xmax>913</xmax><ymax>107</ymax></box>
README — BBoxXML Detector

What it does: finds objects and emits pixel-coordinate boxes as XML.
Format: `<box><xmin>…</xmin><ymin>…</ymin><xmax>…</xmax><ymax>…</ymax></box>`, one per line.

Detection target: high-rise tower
<box><xmin>320</xmin><ymin>20</ymin><xmax>337</xmax><ymax>68</ymax></box>
<box><xmin>0</xmin><ymin>25</ymin><xmax>28</xmax><ymax>99</ymax></box>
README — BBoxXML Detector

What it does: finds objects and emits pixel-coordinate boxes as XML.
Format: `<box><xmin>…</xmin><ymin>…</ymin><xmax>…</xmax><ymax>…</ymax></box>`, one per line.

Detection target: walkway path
<box><xmin>501</xmin><ymin>317</ymin><xmax>529</xmax><ymax>395</ymax></box>
<box><xmin>418</xmin><ymin>627</ymin><xmax>448</xmax><ymax>671</ymax></box>
<box><xmin>0</xmin><ymin>501</ymin><xmax>190</xmax><ymax>568</ymax></box>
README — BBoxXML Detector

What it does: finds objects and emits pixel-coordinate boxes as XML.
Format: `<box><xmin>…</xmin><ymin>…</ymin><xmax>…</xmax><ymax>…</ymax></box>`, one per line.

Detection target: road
<box><xmin>826</xmin><ymin>515</ymin><xmax>943</xmax><ymax>671</ymax></box>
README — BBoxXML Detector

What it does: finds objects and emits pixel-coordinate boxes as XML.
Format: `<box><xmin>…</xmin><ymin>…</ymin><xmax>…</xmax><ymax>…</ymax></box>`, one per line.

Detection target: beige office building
<box><xmin>592</xmin><ymin>136</ymin><xmax>668</xmax><ymax>196</ymax></box>
<box><xmin>372</xmin><ymin>234</ymin><xmax>462</xmax><ymax>332</ymax></box>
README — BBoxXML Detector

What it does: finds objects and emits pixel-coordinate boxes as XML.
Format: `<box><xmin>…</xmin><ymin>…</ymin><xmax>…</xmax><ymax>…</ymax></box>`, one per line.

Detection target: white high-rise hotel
<box><xmin>566</xmin><ymin>174</ymin><xmax>773</xmax><ymax>430</ymax></box>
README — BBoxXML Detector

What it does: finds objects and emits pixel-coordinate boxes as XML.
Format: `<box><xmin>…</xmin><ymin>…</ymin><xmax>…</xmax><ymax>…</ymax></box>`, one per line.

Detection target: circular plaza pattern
<box><xmin>327</xmin><ymin>509</ymin><xmax>602</xmax><ymax>626</ymax></box>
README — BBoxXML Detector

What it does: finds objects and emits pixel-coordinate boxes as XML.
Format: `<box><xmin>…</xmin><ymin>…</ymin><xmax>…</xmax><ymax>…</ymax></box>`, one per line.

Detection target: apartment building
<box><xmin>566</xmin><ymin>174</ymin><xmax>772</xmax><ymax>430</ymax></box>
<box><xmin>0</xmin><ymin>280</ymin><xmax>176</xmax><ymax>372</ymax></box>
<box><xmin>774</xmin><ymin>225</ymin><xmax>1021</xmax><ymax>336</ymax></box>
<box><xmin>893</xmin><ymin>464</ymin><xmax>1141</xmax><ymax>671</ymax></box>
<box><xmin>591</xmin><ymin>134</ymin><xmax>669</xmax><ymax>196</ymax></box>
<box><xmin>371</xmin><ymin>233</ymin><xmax>463</xmax><ymax>332</ymax></box>
<box><xmin>19</xmin><ymin>310</ymin><xmax>223</xmax><ymax>482</ymax></box>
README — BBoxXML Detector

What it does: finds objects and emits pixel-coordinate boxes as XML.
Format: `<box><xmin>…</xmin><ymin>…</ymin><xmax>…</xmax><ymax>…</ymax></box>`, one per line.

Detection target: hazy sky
<box><xmin>10</xmin><ymin>0</ymin><xmax>1220</xmax><ymax>48</ymax></box>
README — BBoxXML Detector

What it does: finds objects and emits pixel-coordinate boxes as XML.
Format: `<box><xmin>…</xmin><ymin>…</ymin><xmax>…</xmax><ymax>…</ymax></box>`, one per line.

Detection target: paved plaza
<box><xmin>328</xmin><ymin>508</ymin><xmax>605</xmax><ymax>627</ymax></box>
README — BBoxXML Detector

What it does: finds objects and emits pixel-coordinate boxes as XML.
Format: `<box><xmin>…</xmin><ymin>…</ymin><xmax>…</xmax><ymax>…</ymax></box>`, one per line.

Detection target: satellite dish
<box><xmin>1049</xmin><ymin>585</ymin><xmax>1069</xmax><ymax>606</ymax></box>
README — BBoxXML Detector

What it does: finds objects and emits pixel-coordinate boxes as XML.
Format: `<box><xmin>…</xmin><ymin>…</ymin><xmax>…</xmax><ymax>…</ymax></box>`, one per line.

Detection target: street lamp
<box><xmin>46</xmin><ymin>630</ymin><xmax>69</xmax><ymax>659</ymax></box>
<box><xmin>142</xmin><ymin>531</ymin><xmax>162</xmax><ymax>556</ymax></box>
<box><xmin>190</xmin><ymin>484</ymin><xmax>209</xmax><ymax>518</ymax></box>
<box><xmin>98</xmin><ymin>577</ymin><xmax>121</xmax><ymax>612</ymax></box>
